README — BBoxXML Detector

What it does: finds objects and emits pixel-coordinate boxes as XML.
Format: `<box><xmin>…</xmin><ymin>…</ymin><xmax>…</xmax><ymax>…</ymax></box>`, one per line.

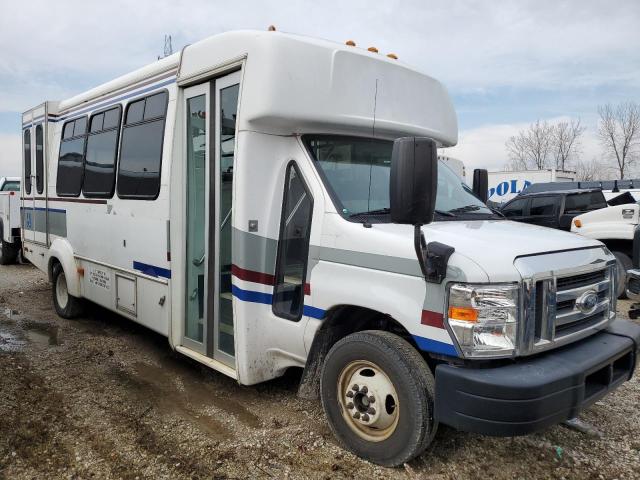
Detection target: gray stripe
<box><xmin>232</xmin><ymin>228</ymin><xmax>278</xmax><ymax>275</ymax></box>
<box><xmin>316</xmin><ymin>246</ymin><xmax>423</xmax><ymax>277</ymax></box>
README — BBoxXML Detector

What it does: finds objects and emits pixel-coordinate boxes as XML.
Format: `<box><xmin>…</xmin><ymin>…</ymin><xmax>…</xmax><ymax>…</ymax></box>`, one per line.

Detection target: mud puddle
<box><xmin>0</xmin><ymin>307</ymin><xmax>61</xmax><ymax>348</ymax></box>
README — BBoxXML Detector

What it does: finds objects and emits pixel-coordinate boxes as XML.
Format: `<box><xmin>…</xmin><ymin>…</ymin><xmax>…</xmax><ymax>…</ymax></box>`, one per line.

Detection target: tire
<box><xmin>0</xmin><ymin>225</ymin><xmax>18</xmax><ymax>265</ymax></box>
<box><xmin>52</xmin><ymin>263</ymin><xmax>83</xmax><ymax>318</ymax></box>
<box><xmin>612</xmin><ymin>251</ymin><xmax>632</xmax><ymax>299</ymax></box>
<box><xmin>320</xmin><ymin>330</ymin><xmax>437</xmax><ymax>467</ymax></box>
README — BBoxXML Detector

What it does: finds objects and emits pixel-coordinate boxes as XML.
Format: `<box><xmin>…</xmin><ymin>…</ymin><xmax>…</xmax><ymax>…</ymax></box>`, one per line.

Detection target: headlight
<box><xmin>446</xmin><ymin>283</ymin><xmax>520</xmax><ymax>358</ymax></box>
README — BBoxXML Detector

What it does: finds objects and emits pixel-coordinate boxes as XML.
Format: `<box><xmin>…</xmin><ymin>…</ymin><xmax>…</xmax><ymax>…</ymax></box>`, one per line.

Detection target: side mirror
<box><xmin>389</xmin><ymin>137</ymin><xmax>438</xmax><ymax>226</ymax></box>
<box><xmin>472</xmin><ymin>169</ymin><xmax>488</xmax><ymax>204</ymax></box>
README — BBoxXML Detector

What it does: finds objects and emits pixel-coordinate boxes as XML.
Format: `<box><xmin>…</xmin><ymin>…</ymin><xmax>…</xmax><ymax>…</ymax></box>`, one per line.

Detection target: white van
<box><xmin>0</xmin><ymin>176</ymin><xmax>21</xmax><ymax>263</ymax></box>
<box><xmin>21</xmin><ymin>30</ymin><xmax>639</xmax><ymax>466</ymax></box>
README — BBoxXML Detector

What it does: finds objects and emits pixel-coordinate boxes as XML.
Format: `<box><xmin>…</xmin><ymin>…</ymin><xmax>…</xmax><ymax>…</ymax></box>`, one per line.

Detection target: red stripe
<box><xmin>421</xmin><ymin>310</ymin><xmax>444</xmax><ymax>329</ymax></box>
<box><xmin>231</xmin><ymin>265</ymin><xmax>275</xmax><ymax>286</ymax></box>
<box><xmin>231</xmin><ymin>264</ymin><xmax>312</xmax><ymax>296</ymax></box>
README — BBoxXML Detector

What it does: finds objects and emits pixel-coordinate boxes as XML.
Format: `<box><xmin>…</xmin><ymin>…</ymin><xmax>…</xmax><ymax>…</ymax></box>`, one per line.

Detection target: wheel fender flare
<box><xmin>48</xmin><ymin>238</ymin><xmax>81</xmax><ymax>297</ymax></box>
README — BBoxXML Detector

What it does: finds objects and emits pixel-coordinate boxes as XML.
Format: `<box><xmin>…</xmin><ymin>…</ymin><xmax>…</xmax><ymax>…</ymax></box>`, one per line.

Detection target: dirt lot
<box><xmin>0</xmin><ymin>263</ymin><xmax>639</xmax><ymax>479</ymax></box>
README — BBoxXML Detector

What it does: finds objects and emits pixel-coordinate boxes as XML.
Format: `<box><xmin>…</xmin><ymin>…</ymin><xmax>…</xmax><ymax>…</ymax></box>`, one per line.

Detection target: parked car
<box><xmin>0</xmin><ymin>176</ymin><xmax>21</xmax><ymax>264</ymax></box>
<box><xmin>500</xmin><ymin>188</ymin><xmax>608</xmax><ymax>230</ymax></box>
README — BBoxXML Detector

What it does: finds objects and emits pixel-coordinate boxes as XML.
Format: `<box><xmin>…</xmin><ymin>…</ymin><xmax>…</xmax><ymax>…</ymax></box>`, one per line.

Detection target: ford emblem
<box><xmin>576</xmin><ymin>290</ymin><xmax>599</xmax><ymax>314</ymax></box>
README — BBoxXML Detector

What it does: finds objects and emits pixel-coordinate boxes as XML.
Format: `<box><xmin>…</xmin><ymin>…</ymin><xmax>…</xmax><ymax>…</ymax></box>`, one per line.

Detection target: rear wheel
<box><xmin>0</xmin><ymin>225</ymin><xmax>18</xmax><ymax>265</ymax></box>
<box><xmin>52</xmin><ymin>263</ymin><xmax>83</xmax><ymax>318</ymax></box>
<box><xmin>612</xmin><ymin>251</ymin><xmax>632</xmax><ymax>299</ymax></box>
<box><xmin>320</xmin><ymin>330</ymin><xmax>437</xmax><ymax>467</ymax></box>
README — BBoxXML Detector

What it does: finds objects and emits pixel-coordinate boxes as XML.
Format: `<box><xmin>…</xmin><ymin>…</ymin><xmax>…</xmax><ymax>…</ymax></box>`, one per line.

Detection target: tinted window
<box><xmin>564</xmin><ymin>192</ymin><xmax>608</xmax><ymax>213</ymax></box>
<box><xmin>23</xmin><ymin>129</ymin><xmax>32</xmax><ymax>195</ymax></box>
<box><xmin>143</xmin><ymin>92</ymin><xmax>168</xmax><ymax>120</ymax></box>
<box><xmin>74</xmin><ymin>117</ymin><xmax>87</xmax><ymax>137</ymax></box>
<box><xmin>530</xmin><ymin>197</ymin><xmax>556</xmax><ymax>216</ymax></box>
<box><xmin>90</xmin><ymin>113</ymin><xmax>104</xmax><ymax>133</ymax></box>
<box><xmin>117</xmin><ymin>92</ymin><xmax>167</xmax><ymax>199</ymax></box>
<box><xmin>62</xmin><ymin>122</ymin><xmax>74</xmax><ymax>140</ymax></box>
<box><xmin>1</xmin><ymin>181</ymin><xmax>20</xmax><ymax>192</ymax></box>
<box><xmin>35</xmin><ymin>125</ymin><xmax>44</xmax><ymax>194</ymax></box>
<box><xmin>126</xmin><ymin>99</ymin><xmax>144</xmax><ymax>124</ymax></box>
<box><xmin>502</xmin><ymin>199</ymin><xmax>527</xmax><ymax>217</ymax></box>
<box><xmin>83</xmin><ymin>106</ymin><xmax>121</xmax><ymax>198</ymax></box>
<box><xmin>57</xmin><ymin>117</ymin><xmax>87</xmax><ymax>196</ymax></box>
<box><xmin>273</xmin><ymin>163</ymin><xmax>313</xmax><ymax>321</ymax></box>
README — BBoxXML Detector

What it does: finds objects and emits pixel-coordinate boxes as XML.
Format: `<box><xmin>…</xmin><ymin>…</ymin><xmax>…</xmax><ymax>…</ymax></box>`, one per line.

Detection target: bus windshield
<box><xmin>305</xmin><ymin>135</ymin><xmax>496</xmax><ymax>220</ymax></box>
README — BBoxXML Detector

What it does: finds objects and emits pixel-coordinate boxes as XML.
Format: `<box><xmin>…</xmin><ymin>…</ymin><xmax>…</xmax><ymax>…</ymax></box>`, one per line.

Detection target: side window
<box><xmin>565</xmin><ymin>192</ymin><xmax>607</xmax><ymax>213</ymax></box>
<box><xmin>1</xmin><ymin>181</ymin><xmax>20</xmax><ymax>192</ymax></box>
<box><xmin>23</xmin><ymin>129</ymin><xmax>31</xmax><ymax>195</ymax></box>
<box><xmin>57</xmin><ymin>117</ymin><xmax>87</xmax><ymax>196</ymax></box>
<box><xmin>502</xmin><ymin>198</ymin><xmax>527</xmax><ymax>218</ymax></box>
<box><xmin>273</xmin><ymin>163</ymin><xmax>314</xmax><ymax>321</ymax></box>
<box><xmin>83</xmin><ymin>105</ymin><xmax>122</xmax><ymax>198</ymax></box>
<box><xmin>530</xmin><ymin>197</ymin><xmax>556</xmax><ymax>216</ymax></box>
<box><xmin>35</xmin><ymin>125</ymin><xmax>44</xmax><ymax>194</ymax></box>
<box><xmin>117</xmin><ymin>91</ymin><xmax>168</xmax><ymax>199</ymax></box>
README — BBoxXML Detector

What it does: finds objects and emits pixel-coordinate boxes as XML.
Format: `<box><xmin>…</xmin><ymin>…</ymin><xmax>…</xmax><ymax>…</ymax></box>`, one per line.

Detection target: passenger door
<box><xmin>501</xmin><ymin>198</ymin><xmax>528</xmax><ymax>222</ymax></box>
<box><xmin>182</xmin><ymin>71</ymin><xmax>240</xmax><ymax>367</ymax></box>
<box><xmin>21</xmin><ymin>127</ymin><xmax>35</xmax><ymax>244</ymax></box>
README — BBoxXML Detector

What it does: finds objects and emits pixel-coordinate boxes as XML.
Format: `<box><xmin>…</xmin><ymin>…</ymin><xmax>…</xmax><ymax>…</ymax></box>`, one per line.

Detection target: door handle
<box><xmin>193</xmin><ymin>253</ymin><xmax>205</xmax><ymax>266</ymax></box>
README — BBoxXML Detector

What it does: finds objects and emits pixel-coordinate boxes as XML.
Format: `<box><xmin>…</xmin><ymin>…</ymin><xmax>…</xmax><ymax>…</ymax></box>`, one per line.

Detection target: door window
<box><xmin>185</xmin><ymin>93</ymin><xmax>207</xmax><ymax>344</ymax></box>
<box><xmin>23</xmin><ymin>129</ymin><xmax>31</xmax><ymax>195</ymax></box>
<box><xmin>217</xmin><ymin>83</ymin><xmax>239</xmax><ymax>356</ymax></box>
<box><xmin>502</xmin><ymin>198</ymin><xmax>527</xmax><ymax>218</ymax></box>
<box><xmin>564</xmin><ymin>192</ymin><xmax>607</xmax><ymax>213</ymax></box>
<box><xmin>35</xmin><ymin>125</ymin><xmax>44</xmax><ymax>194</ymax></box>
<box><xmin>530</xmin><ymin>197</ymin><xmax>556</xmax><ymax>216</ymax></box>
<box><xmin>273</xmin><ymin>162</ymin><xmax>313</xmax><ymax>321</ymax></box>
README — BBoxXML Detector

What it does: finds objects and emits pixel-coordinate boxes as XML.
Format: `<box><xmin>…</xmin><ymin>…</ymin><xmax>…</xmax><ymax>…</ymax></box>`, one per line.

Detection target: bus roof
<box><xmin>26</xmin><ymin>30</ymin><xmax>458</xmax><ymax>145</ymax></box>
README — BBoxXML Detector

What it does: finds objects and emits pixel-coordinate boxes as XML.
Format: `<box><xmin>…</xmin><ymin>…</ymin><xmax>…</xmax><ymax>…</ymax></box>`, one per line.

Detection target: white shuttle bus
<box><xmin>21</xmin><ymin>30</ymin><xmax>639</xmax><ymax>466</ymax></box>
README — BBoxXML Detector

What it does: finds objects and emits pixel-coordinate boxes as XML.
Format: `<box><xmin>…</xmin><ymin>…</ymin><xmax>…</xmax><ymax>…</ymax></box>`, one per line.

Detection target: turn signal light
<box><xmin>448</xmin><ymin>306</ymin><xmax>478</xmax><ymax>322</ymax></box>
<box><xmin>367</xmin><ymin>46</ymin><xmax>379</xmax><ymax>53</ymax></box>
<box><xmin>574</xmin><ymin>219</ymin><xmax>582</xmax><ymax>228</ymax></box>
<box><xmin>345</xmin><ymin>40</ymin><xmax>356</xmax><ymax>46</ymax></box>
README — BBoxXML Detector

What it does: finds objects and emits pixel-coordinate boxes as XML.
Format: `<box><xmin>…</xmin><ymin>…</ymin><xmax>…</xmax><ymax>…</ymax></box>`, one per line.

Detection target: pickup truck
<box><xmin>500</xmin><ymin>188</ymin><xmax>608</xmax><ymax>230</ymax></box>
<box><xmin>0</xmin><ymin>176</ymin><xmax>21</xmax><ymax>264</ymax></box>
<box><xmin>571</xmin><ymin>193</ymin><xmax>640</xmax><ymax>298</ymax></box>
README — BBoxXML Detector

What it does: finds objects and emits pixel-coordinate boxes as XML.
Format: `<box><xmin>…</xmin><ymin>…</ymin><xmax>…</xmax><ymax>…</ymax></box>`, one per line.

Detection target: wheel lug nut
<box><xmin>368</xmin><ymin>407</ymin><xmax>376</xmax><ymax>415</ymax></box>
<box><xmin>346</xmin><ymin>391</ymin><xmax>354</xmax><ymax>398</ymax></box>
<box><xmin>361</xmin><ymin>414</ymin><xmax>370</xmax><ymax>422</ymax></box>
<box><xmin>353</xmin><ymin>412</ymin><xmax>360</xmax><ymax>419</ymax></box>
<box><xmin>368</xmin><ymin>396</ymin><xmax>375</xmax><ymax>404</ymax></box>
<box><xmin>360</xmin><ymin>386</ymin><xmax>368</xmax><ymax>394</ymax></box>
<box><xmin>346</xmin><ymin>402</ymin><xmax>354</xmax><ymax>409</ymax></box>
<box><xmin>352</xmin><ymin>384</ymin><xmax>359</xmax><ymax>391</ymax></box>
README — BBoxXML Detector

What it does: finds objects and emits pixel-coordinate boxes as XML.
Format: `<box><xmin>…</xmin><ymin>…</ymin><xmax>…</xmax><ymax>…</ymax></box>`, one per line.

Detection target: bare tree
<box><xmin>597</xmin><ymin>102</ymin><xmax>640</xmax><ymax>179</ymax></box>
<box><xmin>505</xmin><ymin>120</ymin><xmax>554</xmax><ymax>170</ymax></box>
<box><xmin>575</xmin><ymin>158</ymin><xmax>604</xmax><ymax>181</ymax></box>
<box><xmin>552</xmin><ymin>119</ymin><xmax>585</xmax><ymax>171</ymax></box>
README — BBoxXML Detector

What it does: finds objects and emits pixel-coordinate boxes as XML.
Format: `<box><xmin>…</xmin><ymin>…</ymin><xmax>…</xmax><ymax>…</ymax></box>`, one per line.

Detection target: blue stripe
<box><xmin>412</xmin><ymin>335</ymin><xmax>459</xmax><ymax>357</ymax></box>
<box><xmin>20</xmin><ymin>206</ymin><xmax>66</xmax><ymax>214</ymax></box>
<box><xmin>231</xmin><ymin>285</ymin><xmax>327</xmax><ymax>319</ymax></box>
<box><xmin>133</xmin><ymin>261</ymin><xmax>171</xmax><ymax>279</ymax></box>
<box><xmin>22</xmin><ymin>77</ymin><xmax>177</xmax><ymax>128</ymax></box>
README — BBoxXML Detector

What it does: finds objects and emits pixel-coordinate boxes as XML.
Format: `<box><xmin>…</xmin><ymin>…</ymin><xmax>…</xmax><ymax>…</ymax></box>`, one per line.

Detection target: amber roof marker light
<box><xmin>367</xmin><ymin>46</ymin><xmax>379</xmax><ymax>53</ymax></box>
<box><xmin>387</xmin><ymin>53</ymin><xmax>398</xmax><ymax>60</ymax></box>
<box><xmin>268</xmin><ymin>25</ymin><xmax>276</xmax><ymax>31</ymax></box>
<box><xmin>345</xmin><ymin>40</ymin><xmax>356</xmax><ymax>46</ymax></box>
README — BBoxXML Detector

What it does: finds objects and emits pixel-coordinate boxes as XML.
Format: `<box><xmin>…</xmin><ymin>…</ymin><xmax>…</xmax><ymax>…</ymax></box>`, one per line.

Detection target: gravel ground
<box><xmin>0</xmin><ymin>262</ymin><xmax>639</xmax><ymax>479</ymax></box>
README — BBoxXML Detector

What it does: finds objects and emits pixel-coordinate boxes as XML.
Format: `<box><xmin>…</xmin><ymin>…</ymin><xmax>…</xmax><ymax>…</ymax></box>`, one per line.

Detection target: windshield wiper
<box><xmin>349</xmin><ymin>207</ymin><xmax>390</xmax><ymax>218</ymax></box>
<box><xmin>447</xmin><ymin>205</ymin><xmax>482</xmax><ymax>214</ymax></box>
<box><xmin>435</xmin><ymin>209</ymin><xmax>456</xmax><ymax>217</ymax></box>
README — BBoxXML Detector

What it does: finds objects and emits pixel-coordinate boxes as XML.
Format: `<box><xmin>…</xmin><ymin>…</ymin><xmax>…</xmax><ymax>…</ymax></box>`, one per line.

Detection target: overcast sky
<box><xmin>1</xmin><ymin>0</ymin><xmax>639</xmax><ymax>176</ymax></box>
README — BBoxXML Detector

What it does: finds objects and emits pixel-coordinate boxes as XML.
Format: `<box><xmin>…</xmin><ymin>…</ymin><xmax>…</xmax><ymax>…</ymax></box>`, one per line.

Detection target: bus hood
<box><xmin>420</xmin><ymin>220</ymin><xmax>605</xmax><ymax>282</ymax></box>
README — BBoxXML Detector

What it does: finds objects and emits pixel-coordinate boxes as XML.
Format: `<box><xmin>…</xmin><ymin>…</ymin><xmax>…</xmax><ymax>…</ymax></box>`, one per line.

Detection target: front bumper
<box><xmin>435</xmin><ymin>319</ymin><xmax>640</xmax><ymax>436</ymax></box>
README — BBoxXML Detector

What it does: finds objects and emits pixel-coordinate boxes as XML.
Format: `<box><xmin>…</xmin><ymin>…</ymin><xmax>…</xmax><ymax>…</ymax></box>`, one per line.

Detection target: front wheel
<box><xmin>320</xmin><ymin>330</ymin><xmax>437</xmax><ymax>467</ymax></box>
<box><xmin>52</xmin><ymin>263</ymin><xmax>83</xmax><ymax>318</ymax></box>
